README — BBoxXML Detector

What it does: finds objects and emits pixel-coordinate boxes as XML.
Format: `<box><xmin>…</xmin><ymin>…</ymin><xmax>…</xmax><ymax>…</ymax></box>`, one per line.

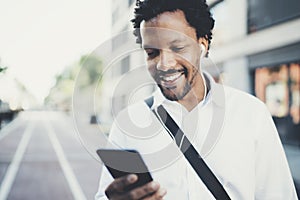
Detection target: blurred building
<box><xmin>99</xmin><ymin>0</ymin><xmax>153</xmax><ymax>123</ymax></box>
<box><xmin>209</xmin><ymin>0</ymin><xmax>300</xmax><ymax>145</ymax></box>
<box><xmin>0</xmin><ymin>71</ymin><xmax>36</xmax><ymax>128</ymax></box>
<box><xmin>102</xmin><ymin>0</ymin><xmax>300</xmax><ymax>145</ymax></box>
<box><xmin>0</xmin><ymin>72</ymin><xmax>37</xmax><ymax>111</ymax></box>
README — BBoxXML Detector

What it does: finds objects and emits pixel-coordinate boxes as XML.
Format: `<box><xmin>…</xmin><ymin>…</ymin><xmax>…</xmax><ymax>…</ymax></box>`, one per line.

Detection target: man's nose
<box><xmin>157</xmin><ymin>50</ymin><xmax>176</xmax><ymax>71</ymax></box>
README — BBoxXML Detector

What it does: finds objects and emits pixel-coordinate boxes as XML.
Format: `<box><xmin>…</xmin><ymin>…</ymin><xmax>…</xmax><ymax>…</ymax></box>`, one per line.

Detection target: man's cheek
<box><xmin>147</xmin><ymin>65</ymin><xmax>157</xmax><ymax>77</ymax></box>
<box><xmin>177</xmin><ymin>53</ymin><xmax>197</xmax><ymax>68</ymax></box>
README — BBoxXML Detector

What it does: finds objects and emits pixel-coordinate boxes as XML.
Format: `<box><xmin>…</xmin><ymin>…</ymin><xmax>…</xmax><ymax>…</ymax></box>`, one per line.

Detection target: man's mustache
<box><xmin>156</xmin><ymin>69</ymin><xmax>185</xmax><ymax>77</ymax></box>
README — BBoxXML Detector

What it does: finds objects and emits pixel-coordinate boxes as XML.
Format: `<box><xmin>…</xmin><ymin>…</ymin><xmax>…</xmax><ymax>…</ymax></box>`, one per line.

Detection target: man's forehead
<box><xmin>139</xmin><ymin>10</ymin><xmax>198</xmax><ymax>48</ymax></box>
<box><xmin>140</xmin><ymin>26</ymin><xmax>195</xmax><ymax>48</ymax></box>
<box><xmin>142</xmin><ymin>37</ymin><xmax>187</xmax><ymax>49</ymax></box>
<box><xmin>140</xmin><ymin>20</ymin><xmax>186</xmax><ymax>37</ymax></box>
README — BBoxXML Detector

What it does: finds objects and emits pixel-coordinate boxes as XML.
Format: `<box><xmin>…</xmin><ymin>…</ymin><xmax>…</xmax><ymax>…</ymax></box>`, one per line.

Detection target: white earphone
<box><xmin>200</xmin><ymin>44</ymin><xmax>206</xmax><ymax>58</ymax></box>
<box><xmin>199</xmin><ymin>44</ymin><xmax>207</xmax><ymax>101</ymax></box>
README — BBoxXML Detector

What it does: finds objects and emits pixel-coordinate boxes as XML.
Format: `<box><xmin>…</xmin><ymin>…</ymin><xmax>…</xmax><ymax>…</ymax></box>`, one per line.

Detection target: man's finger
<box><xmin>142</xmin><ymin>187</ymin><xmax>167</xmax><ymax>200</ymax></box>
<box><xmin>123</xmin><ymin>181</ymin><xmax>160</xmax><ymax>200</ymax></box>
<box><xmin>105</xmin><ymin>174</ymin><xmax>138</xmax><ymax>198</ymax></box>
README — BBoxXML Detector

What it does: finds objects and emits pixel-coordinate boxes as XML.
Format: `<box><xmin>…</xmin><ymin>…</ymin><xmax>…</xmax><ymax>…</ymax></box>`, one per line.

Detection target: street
<box><xmin>0</xmin><ymin>111</ymin><xmax>299</xmax><ymax>199</ymax></box>
<box><xmin>0</xmin><ymin>111</ymin><xmax>104</xmax><ymax>200</ymax></box>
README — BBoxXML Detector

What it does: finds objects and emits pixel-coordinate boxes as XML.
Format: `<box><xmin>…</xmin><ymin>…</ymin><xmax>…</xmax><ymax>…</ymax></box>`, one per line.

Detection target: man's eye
<box><xmin>145</xmin><ymin>49</ymin><xmax>158</xmax><ymax>58</ymax></box>
<box><xmin>171</xmin><ymin>46</ymin><xmax>184</xmax><ymax>52</ymax></box>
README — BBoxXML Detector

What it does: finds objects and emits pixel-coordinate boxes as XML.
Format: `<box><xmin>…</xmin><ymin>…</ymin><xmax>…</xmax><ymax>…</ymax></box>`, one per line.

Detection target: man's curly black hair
<box><xmin>131</xmin><ymin>0</ymin><xmax>215</xmax><ymax>56</ymax></box>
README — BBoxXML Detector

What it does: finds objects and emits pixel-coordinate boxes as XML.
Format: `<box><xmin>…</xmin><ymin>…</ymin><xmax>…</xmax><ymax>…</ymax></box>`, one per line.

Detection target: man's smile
<box><xmin>157</xmin><ymin>69</ymin><xmax>185</xmax><ymax>89</ymax></box>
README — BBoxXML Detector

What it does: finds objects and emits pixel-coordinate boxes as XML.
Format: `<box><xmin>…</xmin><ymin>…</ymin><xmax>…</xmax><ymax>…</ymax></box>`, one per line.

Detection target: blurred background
<box><xmin>0</xmin><ymin>0</ymin><xmax>299</xmax><ymax>199</ymax></box>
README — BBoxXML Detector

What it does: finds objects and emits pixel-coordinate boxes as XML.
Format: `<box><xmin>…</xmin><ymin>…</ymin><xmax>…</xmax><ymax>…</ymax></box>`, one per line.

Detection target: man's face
<box><xmin>140</xmin><ymin>10</ymin><xmax>204</xmax><ymax>101</ymax></box>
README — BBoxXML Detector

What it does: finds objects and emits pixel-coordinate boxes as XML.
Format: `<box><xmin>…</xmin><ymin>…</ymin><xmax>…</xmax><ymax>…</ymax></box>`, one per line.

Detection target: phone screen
<box><xmin>97</xmin><ymin>149</ymin><xmax>153</xmax><ymax>190</ymax></box>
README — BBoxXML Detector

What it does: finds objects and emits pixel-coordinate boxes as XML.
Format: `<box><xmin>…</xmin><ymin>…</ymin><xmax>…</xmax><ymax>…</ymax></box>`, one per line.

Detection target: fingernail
<box><xmin>127</xmin><ymin>174</ymin><xmax>137</xmax><ymax>183</ymax></box>
<box><xmin>150</xmin><ymin>181</ymin><xmax>159</xmax><ymax>189</ymax></box>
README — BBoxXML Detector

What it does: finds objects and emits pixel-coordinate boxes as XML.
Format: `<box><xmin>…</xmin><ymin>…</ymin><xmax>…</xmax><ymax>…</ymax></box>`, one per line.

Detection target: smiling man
<box><xmin>95</xmin><ymin>0</ymin><xmax>297</xmax><ymax>199</ymax></box>
<box><xmin>140</xmin><ymin>10</ymin><xmax>208</xmax><ymax>111</ymax></box>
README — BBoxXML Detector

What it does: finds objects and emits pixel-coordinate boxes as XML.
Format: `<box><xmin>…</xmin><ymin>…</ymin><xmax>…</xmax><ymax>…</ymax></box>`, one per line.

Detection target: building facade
<box><xmin>209</xmin><ymin>0</ymin><xmax>300</xmax><ymax>145</ymax></box>
<box><xmin>102</xmin><ymin>0</ymin><xmax>300</xmax><ymax>145</ymax></box>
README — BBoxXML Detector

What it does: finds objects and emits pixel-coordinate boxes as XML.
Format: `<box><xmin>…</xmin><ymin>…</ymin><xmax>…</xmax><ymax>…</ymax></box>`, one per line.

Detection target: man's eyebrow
<box><xmin>168</xmin><ymin>39</ymin><xmax>185</xmax><ymax>45</ymax></box>
<box><xmin>142</xmin><ymin>44</ymin><xmax>154</xmax><ymax>49</ymax></box>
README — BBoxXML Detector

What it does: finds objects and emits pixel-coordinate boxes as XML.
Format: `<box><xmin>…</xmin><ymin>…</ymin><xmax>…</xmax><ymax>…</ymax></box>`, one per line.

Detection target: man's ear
<box><xmin>198</xmin><ymin>37</ymin><xmax>209</xmax><ymax>53</ymax></box>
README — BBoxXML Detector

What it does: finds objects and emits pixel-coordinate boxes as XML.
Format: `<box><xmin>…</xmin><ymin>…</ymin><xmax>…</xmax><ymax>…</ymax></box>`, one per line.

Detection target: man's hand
<box><xmin>105</xmin><ymin>174</ymin><xmax>167</xmax><ymax>200</ymax></box>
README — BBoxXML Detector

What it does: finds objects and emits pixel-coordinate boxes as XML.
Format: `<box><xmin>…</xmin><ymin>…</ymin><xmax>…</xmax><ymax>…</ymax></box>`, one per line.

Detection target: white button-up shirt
<box><xmin>95</xmin><ymin>74</ymin><xmax>297</xmax><ymax>200</ymax></box>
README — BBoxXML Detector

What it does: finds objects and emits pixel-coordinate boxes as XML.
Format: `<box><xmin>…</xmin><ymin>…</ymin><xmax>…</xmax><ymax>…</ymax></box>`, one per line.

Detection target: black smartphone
<box><xmin>96</xmin><ymin>149</ymin><xmax>153</xmax><ymax>190</ymax></box>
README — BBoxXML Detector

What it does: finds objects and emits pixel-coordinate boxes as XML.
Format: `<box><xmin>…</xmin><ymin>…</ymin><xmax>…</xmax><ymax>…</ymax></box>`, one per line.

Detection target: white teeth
<box><xmin>162</xmin><ymin>73</ymin><xmax>182</xmax><ymax>81</ymax></box>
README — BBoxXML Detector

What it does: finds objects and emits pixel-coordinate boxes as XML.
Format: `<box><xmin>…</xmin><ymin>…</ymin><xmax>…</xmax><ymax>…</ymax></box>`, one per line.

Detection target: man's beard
<box><xmin>158</xmin><ymin>81</ymin><xmax>192</xmax><ymax>101</ymax></box>
<box><xmin>156</xmin><ymin>67</ymin><xmax>197</xmax><ymax>101</ymax></box>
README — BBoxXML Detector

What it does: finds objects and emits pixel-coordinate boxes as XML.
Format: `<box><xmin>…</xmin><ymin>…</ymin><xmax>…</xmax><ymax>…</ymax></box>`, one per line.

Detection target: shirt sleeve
<box><xmin>254</xmin><ymin>105</ymin><xmax>298</xmax><ymax>199</ymax></box>
<box><xmin>94</xmin><ymin>166</ymin><xmax>113</xmax><ymax>200</ymax></box>
<box><xmin>94</xmin><ymin>119</ymin><xmax>128</xmax><ymax>200</ymax></box>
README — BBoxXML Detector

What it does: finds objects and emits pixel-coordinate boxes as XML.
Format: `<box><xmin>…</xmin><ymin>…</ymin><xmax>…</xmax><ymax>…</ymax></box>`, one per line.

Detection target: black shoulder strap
<box><xmin>144</xmin><ymin>97</ymin><xmax>231</xmax><ymax>200</ymax></box>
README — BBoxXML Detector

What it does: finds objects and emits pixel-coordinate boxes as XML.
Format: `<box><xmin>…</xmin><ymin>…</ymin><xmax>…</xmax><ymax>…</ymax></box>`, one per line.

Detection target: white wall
<box><xmin>223</xmin><ymin>57</ymin><xmax>250</xmax><ymax>92</ymax></box>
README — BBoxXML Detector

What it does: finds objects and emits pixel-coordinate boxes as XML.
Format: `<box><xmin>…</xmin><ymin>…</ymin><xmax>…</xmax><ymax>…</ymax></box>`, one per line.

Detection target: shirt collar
<box><xmin>151</xmin><ymin>71</ymin><xmax>225</xmax><ymax>109</ymax></box>
<box><xmin>204</xmin><ymin>71</ymin><xmax>225</xmax><ymax>107</ymax></box>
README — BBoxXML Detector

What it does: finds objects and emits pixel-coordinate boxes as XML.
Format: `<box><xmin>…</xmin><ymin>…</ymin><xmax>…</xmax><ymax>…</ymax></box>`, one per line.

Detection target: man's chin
<box><xmin>158</xmin><ymin>84</ymin><xmax>191</xmax><ymax>101</ymax></box>
<box><xmin>160</xmin><ymin>88</ymin><xmax>180</xmax><ymax>101</ymax></box>
<box><xmin>164</xmin><ymin>94</ymin><xmax>179</xmax><ymax>101</ymax></box>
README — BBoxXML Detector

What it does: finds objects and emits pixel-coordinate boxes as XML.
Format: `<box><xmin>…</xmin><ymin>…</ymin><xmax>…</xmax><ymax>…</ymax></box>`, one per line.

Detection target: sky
<box><xmin>0</xmin><ymin>0</ymin><xmax>111</xmax><ymax>104</ymax></box>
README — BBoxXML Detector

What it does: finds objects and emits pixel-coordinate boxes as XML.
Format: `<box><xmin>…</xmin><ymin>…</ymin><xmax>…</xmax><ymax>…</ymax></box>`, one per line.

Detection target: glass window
<box><xmin>121</xmin><ymin>56</ymin><xmax>130</xmax><ymax>74</ymax></box>
<box><xmin>112</xmin><ymin>7</ymin><xmax>119</xmax><ymax>25</ymax></box>
<box><xmin>290</xmin><ymin>63</ymin><xmax>300</xmax><ymax>124</ymax></box>
<box><xmin>248</xmin><ymin>0</ymin><xmax>300</xmax><ymax>33</ymax></box>
<box><xmin>254</xmin><ymin>62</ymin><xmax>300</xmax><ymax>124</ymax></box>
<box><xmin>255</xmin><ymin>65</ymin><xmax>289</xmax><ymax>117</ymax></box>
<box><xmin>128</xmin><ymin>0</ymin><xmax>135</xmax><ymax>7</ymax></box>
